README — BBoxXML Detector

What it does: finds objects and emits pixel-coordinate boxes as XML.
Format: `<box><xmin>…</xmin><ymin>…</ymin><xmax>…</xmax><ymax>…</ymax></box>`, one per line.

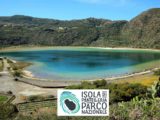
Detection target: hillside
<box><xmin>0</xmin><ymin>8</ymin><xmax>160</xmax><ymax>49</ymax></box>
<box><xmin>121</xmin><ymin>8</ymin><xmax>160</xmax><ymax>49</ymax></box>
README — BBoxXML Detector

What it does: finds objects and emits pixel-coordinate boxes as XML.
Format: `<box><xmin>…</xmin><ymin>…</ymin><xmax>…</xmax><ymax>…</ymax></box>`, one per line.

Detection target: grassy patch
<box><xmin>0</xmin><ymin>60</ymin><xmax>3</xmax><ymax>72</ymax></box>
<box><xmin>8</xmin><ymin>60</ymin><xmax>32</xmax><ymax>70</ymax></box>
<box><xmin>26</xmin><ymin>95</ymin><xmax>55</xmax><ymax>102</ymax></box>
<box><xmin>7</xmin><ymin>59</ymin><xmax>32</xmax><ymax>77</ymax></box>
<box><xmin>0</xmin><ymin>102</ymin><xmax>16</xmax><ymax>119</ymax></box>
<box><xmin>154</xmin><ymin>69</ymin><xmax>160</xmax><ymax>76</ymax></box>
<box><xmin>114</xmin><ymin>74</ymin><xmax>159</xmax><ymax>86</ymax></box>
<box><xmin>17</xmin><ymin>99</ymin><xmax>56</xmax><ymax>113</ymax></box>
<box><xmin>0</xmin><ymin>95</ymin><xmax>8</xmax><ymax>103</ymax></box>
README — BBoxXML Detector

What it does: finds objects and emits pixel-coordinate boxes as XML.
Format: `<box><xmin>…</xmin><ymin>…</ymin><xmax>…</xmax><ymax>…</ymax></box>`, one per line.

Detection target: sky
<box><xmin>0</xmin><ymin>0</ymin><xmax>160</xmax><ymax>20</ymax></box>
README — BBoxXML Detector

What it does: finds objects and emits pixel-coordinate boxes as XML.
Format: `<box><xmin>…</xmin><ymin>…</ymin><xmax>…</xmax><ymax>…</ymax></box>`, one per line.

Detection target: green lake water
<box><xmin>0</xmin><ymin>47</ymin><xmax>160</xmax><ymax>80</ymax></box>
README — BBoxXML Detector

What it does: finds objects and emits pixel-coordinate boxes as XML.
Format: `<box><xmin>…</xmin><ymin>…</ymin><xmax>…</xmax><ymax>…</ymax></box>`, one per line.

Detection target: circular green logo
<box><xmin>60</xmin><ymin>91</ymin><xmax>80</xmax><ymax>114</ymax></box>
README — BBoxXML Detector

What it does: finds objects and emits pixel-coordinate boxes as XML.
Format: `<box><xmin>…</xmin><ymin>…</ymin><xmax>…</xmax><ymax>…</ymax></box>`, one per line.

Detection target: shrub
<box><xmin>147</xmin><ymin>80</ymin><xmax>160</xmax><ymax>98</ymax></box>
<box><xmin>66</xmin><ymin>81</ymin><xmax>96</xmax><ymax>89</ymax></box>
<box><xmin>0</xmin><ymin>103</ymin><xmax>16</xmax><ymax>119</ymax></box>
<box><xmin>93</xmin><ymin>79</ymin><xmax>107</xmax><ymax>88</ymax></box>
<box><xmin>47</xmin><ymin>95</ymin><xmax>55</xmax><ymax>99</ymax></box>
<box><xmin>67</xmin><ymin>80</ymin><xmax>147</xmax><ymax>104</ymax></box>
<box><xmin>27</xmin><ymin>95</ymin><xmax>45</xmax><ymax>102</ymax></box>
<box><xmin>12</xmin><ymin>70</ymin><xmax>22</xmax><ymax>77</ymax></box>
<box><xmin>154</xmin><ymin>69</ymin><xmax>160</xmax><ymax>76</ymax></box>
<box><xmin>14</xmin><ymin>98</ymin><xmax>160</xmax><ymax>120</ymax></box>
<box><xmin>7</xmin><ymin>91</ymin><xmax>13</xmax><ymax>95</ymax></box>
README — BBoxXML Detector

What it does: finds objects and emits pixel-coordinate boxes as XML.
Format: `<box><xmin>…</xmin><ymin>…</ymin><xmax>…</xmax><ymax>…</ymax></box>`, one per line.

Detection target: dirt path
<box><xmin>3</xmin><ymin>58</ymin><xmax>9</xmax><ymax>72</ymax></box>
<box><xmin>0</xmin><ymin>74</ymin><xmax>58</xmax><ymax>104</ymax></box>
<box><xmin>0</xmin><ymin>58</ymin><xmax>58</xmax><ymax>104</ymax></box>
<box><xmin>0</xmin><ymin>58</ymin><xmax>9</xmax><ymax>74</ymax></box>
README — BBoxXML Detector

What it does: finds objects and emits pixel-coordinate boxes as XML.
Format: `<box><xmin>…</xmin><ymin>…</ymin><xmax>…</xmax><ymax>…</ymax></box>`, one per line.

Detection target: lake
<box><xmin>0</xmin><ymin>47</ymin><xmax>160</xmax><ymax>80</ymax></box>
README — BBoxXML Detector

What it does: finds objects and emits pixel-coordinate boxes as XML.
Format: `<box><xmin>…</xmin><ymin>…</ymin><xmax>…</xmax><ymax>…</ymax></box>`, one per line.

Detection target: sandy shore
<box><xmin>104</xmin><ymin>68</ymin><xmax>159</xmax><ymax>81</ymax></box>
<box><xmin>22</xmin><ymin>70</ymin><xmax>34</xmax><ymax>78</ymax></box>
<box><xmin>0</xmin><ymin>46</ymin><xmax>160</xmax><ymax>53</ymax></box>
<box><xmin>23</xmin><ymin>67</ymin><xmax>159</xmax><ymax>82</ymax></box>
<box><xmin>12</xmin><ymin>64</ymin><xmax>159</xmax><ymax>89</ymax></box>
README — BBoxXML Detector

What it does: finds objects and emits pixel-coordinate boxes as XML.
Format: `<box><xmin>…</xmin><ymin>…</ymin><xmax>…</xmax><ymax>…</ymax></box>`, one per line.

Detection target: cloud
<box><xmin>72</xmin><ymin>0</ymin><xmax>130</xmax><ymax>5</ymax></box>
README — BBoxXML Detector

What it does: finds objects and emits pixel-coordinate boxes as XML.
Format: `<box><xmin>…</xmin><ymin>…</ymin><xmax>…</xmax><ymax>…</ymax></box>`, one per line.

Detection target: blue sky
<box><xmin>0</xmin><ymin>0</ymin><xmax>160</xmax><ymax>20</ymax></box>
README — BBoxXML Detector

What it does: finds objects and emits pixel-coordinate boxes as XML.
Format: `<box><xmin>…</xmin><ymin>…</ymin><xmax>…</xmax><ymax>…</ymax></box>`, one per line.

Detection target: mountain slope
<box><xmin>0</xmin><ymin>8</ymin><xmax>160</xmax><ymax>49</ymax></box>
<box><xmin>121</xmin><ymin>8</ymin><xmax>160</xmax><ymax>48</ymax></box>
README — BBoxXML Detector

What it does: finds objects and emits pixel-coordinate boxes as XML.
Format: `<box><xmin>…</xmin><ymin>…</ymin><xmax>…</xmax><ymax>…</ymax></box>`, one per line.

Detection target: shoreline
<box><xmin>0</xmin><ymin>46</ymin><xmax>160</xmax><ymax>53</ymax></box>
<box><xmin>0</xmin><ymin>57</ymin><xmax>159</xmax><ymax>88</ymax></box>
<box><xmin>16</xmin><ymin>66</ymin><xmax>159</xmax><ymax>88</ymax></box>
<box><xmin>21</xmin><ymin>67</ymin><xmax>160</xmax><ymax>82</ymax></box>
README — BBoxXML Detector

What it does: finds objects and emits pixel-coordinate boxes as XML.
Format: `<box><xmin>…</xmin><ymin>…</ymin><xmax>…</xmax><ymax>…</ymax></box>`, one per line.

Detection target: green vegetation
<box><xmin>12</xmin><ymin>70</ymin><xmax>23</xmax><ymax>77</ymax></box>
<box><xmin>0</xmin><ymin>95</ymin><xmax>8</xmax><ymax>103</ymax></box>
<box><xmin>7</xmin><ymin>59</ymin><xmax>31</xmax><ymax>70</ymax></box>
<box><xmin>115</xmin><ymin>74</ymin><xmax>159</xmax><ymax>86</ymax></box>
<box><xmin>0</xmin><ymin>103</ymin><xmax>16</xmax><ymax>119</ymax></box>
<box><xmin>0</xmin><ymin>8</ymin><xmax>160</xmax><ymax>48</ymax></box>
<box><xmin>147</xmin><ymin>81</ymin><xmax>160</xmax><ymax>98</ymax></box>
<box><xmin>14</xmin><ymin>80</ymin><xmax>160</xmax><ymax>120</ymax></box>
<box><xmin>154</xmin><ymin>69</ymin><xmax>160</xmax><ymax>76</ymax></box>
<box><xmin>27</xmin><ymin>95</ymin><xmax>42</xmax><ymax>102</ymax></box>
<box><xmin>27</xmin><ymin>95</ymin><xmax>55</xmax><ymax>102</ymax></box>
<box><xmin>0</xmin><ymin>80</ymin><xmax>160</xmax><ymax>120</ymax></box>
<box><xmin>17</xmin><ymin>99</ymin><xmax>56</xmax><ymax>113</ymax></box>
<box><xmin>67</xmin><ymin>80</ymin><xmax>147</xmax><ymax>103</ymax></box>
<box><xmin>14</xmin><ymin>98</ymin><xmax>160</xmax><ymax>120</ymax></box>
<box><xmin>0</xmin><ymin>59</ymin><xmax>3</xmax><ymax>71</ymax></box>
<box><xmin>7</xmin><ymin>59</ymin><xmax>31</xmax><ymax>77</ymax></box>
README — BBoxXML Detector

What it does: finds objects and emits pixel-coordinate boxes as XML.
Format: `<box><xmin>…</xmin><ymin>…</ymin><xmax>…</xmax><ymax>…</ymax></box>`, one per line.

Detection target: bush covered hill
<box><xmin>0</xmin><ymin>8</ymin><xmax>160</xmax><ymax>49</ymax></box>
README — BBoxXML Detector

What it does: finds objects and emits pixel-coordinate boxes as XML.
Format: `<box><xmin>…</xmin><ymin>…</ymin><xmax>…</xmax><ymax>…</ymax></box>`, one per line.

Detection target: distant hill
<box><xmin>121</xmin><ymin>8</ymin><xmax>160</xmax><ymax>49</ymax></box>
<box><xmin>0</xmin><ymin>8</ymin><xmax>160</xmax><ymax>49</ymax></box>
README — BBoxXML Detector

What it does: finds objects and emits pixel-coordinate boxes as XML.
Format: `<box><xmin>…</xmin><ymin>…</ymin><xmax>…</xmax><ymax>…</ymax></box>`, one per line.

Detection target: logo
<box><xmin>60</xmin><ymin>91</ymin><xmax>80</xmax><ymax>114</ymax></box>
<box><xmin>58</xmin><ymin>89</ymin><xmax>109</xmax><ymax>116</ymax></box>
